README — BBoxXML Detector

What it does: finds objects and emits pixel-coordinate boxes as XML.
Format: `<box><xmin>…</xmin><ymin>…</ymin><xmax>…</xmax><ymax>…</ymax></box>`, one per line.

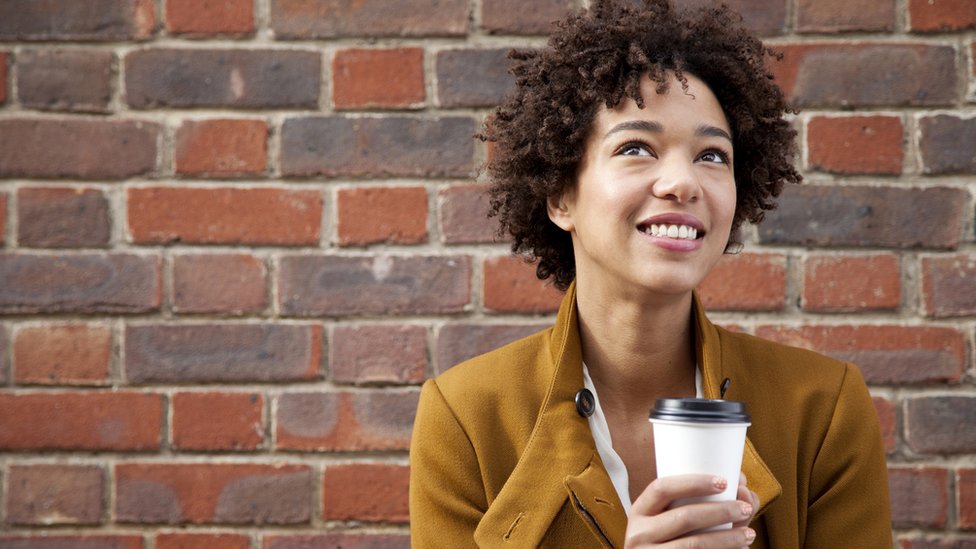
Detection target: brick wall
<box><xmin>0</xmin><ymin>0</ymin><xmax>973</xmax><ymax>547</ymax></box>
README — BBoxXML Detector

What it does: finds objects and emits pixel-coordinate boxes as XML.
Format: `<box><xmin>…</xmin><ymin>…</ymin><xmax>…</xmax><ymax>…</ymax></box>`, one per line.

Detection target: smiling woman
<box><xmin>409</xmin><ymin>1</ymin><xmax>892</xmax><ymax>548</ymax></box>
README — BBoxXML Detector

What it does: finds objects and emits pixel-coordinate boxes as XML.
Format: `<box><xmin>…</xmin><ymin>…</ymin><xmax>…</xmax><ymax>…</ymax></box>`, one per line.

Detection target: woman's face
<box><xmin>547</xmin><ymin>72</ymin><xmax>736</xmax><ymax>299</ymax></box>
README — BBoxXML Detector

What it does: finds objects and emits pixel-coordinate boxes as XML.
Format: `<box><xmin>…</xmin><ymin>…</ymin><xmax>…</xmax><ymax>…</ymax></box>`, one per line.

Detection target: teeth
<box><xmin>644</xmin><ymin>224</ymin><xmax>699</xmax><ymax>240</ymax></box>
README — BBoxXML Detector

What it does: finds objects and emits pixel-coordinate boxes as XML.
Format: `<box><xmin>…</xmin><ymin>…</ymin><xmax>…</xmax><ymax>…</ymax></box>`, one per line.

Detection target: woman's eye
<box><xmin>699</xmin><ymin>149</ymin><xmax>730</xmax><ymax>164</ymax></box>
<box><xmin>617</xmin><ymin>142</ymin><xmax>652</xmax><ymax>156</ymax></box>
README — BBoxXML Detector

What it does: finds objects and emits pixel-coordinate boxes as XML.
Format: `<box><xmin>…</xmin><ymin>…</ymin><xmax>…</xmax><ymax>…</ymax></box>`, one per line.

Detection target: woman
<box><xmin>410</xmin><ymin>1</ymin><xmax>892</xmax><ymax>547</ymax></box>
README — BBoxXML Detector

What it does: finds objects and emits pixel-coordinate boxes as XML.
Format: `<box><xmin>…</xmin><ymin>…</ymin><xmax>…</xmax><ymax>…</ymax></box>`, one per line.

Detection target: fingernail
<box><xmin>745</xmin><ymin>528</ymin><xmax>756</xmax><ymax>543</ymax></box>
<box><xmin>713</xmin><ymin>476</ymin><xmax>727</xmax><ymax>490</ymax></box>
<box><xmin>739</xmin><ymin>501</ymin><xmax>753</xmax><ymax>517</ymax></box>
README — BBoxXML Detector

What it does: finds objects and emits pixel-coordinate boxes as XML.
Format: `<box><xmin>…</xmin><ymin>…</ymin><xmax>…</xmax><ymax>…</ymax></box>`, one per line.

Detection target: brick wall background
<box><xmin>0</xmin><ymin>0</ymin><xmax>973</xmax><ymax>547</ymax></box>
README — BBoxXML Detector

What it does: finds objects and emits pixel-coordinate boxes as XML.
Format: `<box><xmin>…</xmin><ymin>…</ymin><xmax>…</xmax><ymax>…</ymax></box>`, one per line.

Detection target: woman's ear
<box><xmin>547</xmin><ymin>194</ymin><xmax>575</xmax><ymax>232</ymax></box>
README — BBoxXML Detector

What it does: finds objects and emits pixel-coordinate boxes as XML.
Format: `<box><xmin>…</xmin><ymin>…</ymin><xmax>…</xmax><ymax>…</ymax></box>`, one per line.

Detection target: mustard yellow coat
<box><xmin>410</xmin><ymin>284</ymin><xmax>892</xmax><ymax>548</ymax></box>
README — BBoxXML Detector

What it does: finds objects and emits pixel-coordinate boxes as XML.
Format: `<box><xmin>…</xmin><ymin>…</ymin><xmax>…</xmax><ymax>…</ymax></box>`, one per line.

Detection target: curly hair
<box><xmin>481</xmin><ymin>0</ymin><xmax>802</xmax><ymax>290</ymax></box>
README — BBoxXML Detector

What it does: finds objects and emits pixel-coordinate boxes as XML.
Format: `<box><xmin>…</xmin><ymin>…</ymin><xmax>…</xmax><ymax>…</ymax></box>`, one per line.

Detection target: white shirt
<box><xmin>581</xmin><ymin>363</ymin><xmax>703</xmax><ymax>510</ymax></box>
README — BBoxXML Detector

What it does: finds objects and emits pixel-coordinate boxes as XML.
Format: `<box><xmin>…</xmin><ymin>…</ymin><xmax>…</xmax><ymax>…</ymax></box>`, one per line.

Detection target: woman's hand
<box><xmin>623</xmin><ymin>473</ymin><xmax>758</xmax><ymax>548</ymax></box>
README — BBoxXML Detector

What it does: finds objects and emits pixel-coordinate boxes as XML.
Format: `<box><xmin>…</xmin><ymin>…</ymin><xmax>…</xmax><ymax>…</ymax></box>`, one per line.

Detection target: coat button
<box><xmin>575</xmin><ymin>388</ymin><xmax>595</xmax><ymax>417</ymax></box>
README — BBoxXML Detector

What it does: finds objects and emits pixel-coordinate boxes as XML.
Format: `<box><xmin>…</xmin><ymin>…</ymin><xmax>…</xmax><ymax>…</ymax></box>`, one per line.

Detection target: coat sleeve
<box><xmin>409</xmin><ymin>379</ymin><xmax>486</xmax><ymax>548</ymax></box>
<box><xmin>804</xmin><ymin>363</ymin><xmax>893</xmax><ymax>548</ymax></box>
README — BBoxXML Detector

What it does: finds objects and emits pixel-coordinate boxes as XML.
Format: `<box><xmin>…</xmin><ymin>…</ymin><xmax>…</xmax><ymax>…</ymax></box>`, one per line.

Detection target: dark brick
<box><xmin>16</xmin><ymin>48</ymin><xmax>114</xmax><ymax>112</ymax></box>
<box><xmin>17</xmin><ymin>187</ymin><xmax>111</xmax><ymax>248</ymax></box>
<box><xmin>0</xmin><ymin>0</ymin><xmax>155</xmax><ymax>41</ymax></box>
<box><xmin>0</xmin><ymin>392</ymin><xmax>162</xmax><ymax>451</ymax></box>
<box><xmin>919</xmin><ymin>115</ymin><xmax>976</xmax><ymax>174</ymax></box>
<box><xmin>888</xmin><ymin>466</ymin><xmax>949</xmax><ymax>529</ymax></box>
<box><xmin>0</xmin><ymin>326</ymin><xmax>8</xmax><ymax>385</ymax></box>
<box><xmin>330</xmin><ymin>325</ymin><xmax>427</xmax><ymax>385</ymax></box>
<box><xmin>921</xmin><ymin>254</ymin><xmax>976</xmax><ymax>318</ymax></box>
<box><xmin>796</xmin><ymin>0</ymin><xmax>894</xmax><ymax>32</ymax></box>
<box><xmin>676</xmin><ymin>0</ymin><xmax>788</xmax><ymax>35</ymax></box>
<box><xmin>278</xmin><ymin>255</ymin><xmax>471</xmax><ymax>316</ymax></box>
<box><xmin>899</xmin><ymin>538</ymin><xmax>976</xmax><ymax>549</ymax></box>
<box><xmin>757</xmin><ymin>185</ymin><xmax>965</xmax><ymax>250</ymax></box>
<box><xmin>0</xmin><ymin>253</ymin><xmax>161</xmax><ymax>314</ymax></box>
<box><xmin>275</xmin><ymin>390</ymin><xmax>419</xmax><ymax>451</ymax></box>
<box><xmin>280</xmin><ymin>116</ymin><xmax>476</xmax><ymax>178</ymax></box>
<box><xmin>172</xmin><ymin>254</ymin><xmax>268</xmax><ymax>315</ymax></box>
<box><xmin>437</xmin><ymin>49</ymin><xmax>515</xmax><ymax>108</ymax></box>
<box><xmin>270</xmin><ymin>0</ymin><xmax>468</xmax><ymax>39</ymax></box>
<box><xmin>322</xmin><ymin>463</ymin><xmax>409</xmax><ymax>522</ymax></box>
<box><xmin>770</xmin><ymin>44</ymin><xmax>957</xmax><ymax>107</ymax></box>
<box><xmin>961</xmin><ymin>469</ymin><xmax>976</xmax><ymax>530</ymax></box>
<box><xmin>116</xmin><ymin>463</ymin><xmax>311</xmax><ymax>525</ymax></box>
<box><xmin>909</xmin><ymin>0</ymin><xmax>976</xmax><ymax>32</ymax></box>
<box><xmin>438</xmin><ymin>183</ymin><xmax>499</xmax><ymax>244</ymax></box>
<box><xmin>264</xmin><ymin>534</ymin><xmax>410</xmax><ymax>549</ymax></box>
<box><xmin>6</xmin><ymin>464</ymin><xmax>104</xmax><ymax>525</ymax></box>
<box><xmin>165</xmin><ymin>0</ymin><xmax>255</xmax><ymax>35</ymax></box>
<box><xmin>125</xmin><ymin>49</ymin><xmax>320</xmax><ymax>109</ymax></box>
<box><xmin>0</xmin><ymin>51</ymin><xmax>8</xmax><ymax>104</ymax></box>
<box><xmin>481</xmin><ymin>0</ymin><xmax>577</xmax><ymax>35</ymax></box>
<box><xmin>125</xmin><ymin>324</ymin><xmax>321</xmax><ymax>384</ymax></box>
<box><xmin>436</xmin><ymin>322</ymin><xmax>546</xmax><ymax>374</ymax></box>
<box><xmin>0</xmin><ymin>119</ymin><xmax>158</xmax><ymax>179</ymax></box>
<box><xmin>0</xmin><ymin>536</ymin><xmax>142</xmax><ymax>549</ymax></box>
<box><xmin>873</xmin><ymin>396</ymin><xmax>897</xmax><ymax>454</ymax></box>
<box><xmin>906</xmin><ymin>396</ymin><xmax>976</xmax><ymax>453</ymax></box>
<box><xmin>754</xmin><ymin>324</ymin><xmax>966</xmax><ymax>385</ymax></box>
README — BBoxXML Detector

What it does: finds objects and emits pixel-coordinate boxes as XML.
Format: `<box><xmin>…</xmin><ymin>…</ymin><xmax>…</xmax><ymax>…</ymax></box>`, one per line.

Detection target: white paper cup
<box><xmin>649</xmin><ymin>398</ymin><xmax>751</xmax><ymax>531</ymax></box>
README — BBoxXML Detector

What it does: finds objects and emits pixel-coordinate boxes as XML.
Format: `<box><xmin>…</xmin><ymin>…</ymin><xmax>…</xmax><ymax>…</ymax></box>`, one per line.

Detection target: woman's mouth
<box><xmin>637</xmin><ymin>223</ymin><xmax>704</xmax><ymax>241</ymax></box>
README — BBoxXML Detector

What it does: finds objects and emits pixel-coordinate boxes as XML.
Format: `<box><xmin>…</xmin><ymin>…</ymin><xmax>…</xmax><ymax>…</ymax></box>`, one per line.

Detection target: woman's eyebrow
<box><xmin>603</xmin><ymin>120</ymin><xmax>732</xmax><ymax>143</ymax></box>
<box><xmin>696</xmin><ymin>125</ymin><xmax>732</xmax><ymax>142</ymax></box>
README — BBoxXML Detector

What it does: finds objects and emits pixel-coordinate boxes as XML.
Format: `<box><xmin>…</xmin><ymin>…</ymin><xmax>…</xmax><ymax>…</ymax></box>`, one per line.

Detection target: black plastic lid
<box><xmin>649</xmin><ymin>398</ymin><xmax>750</xmax><ymax>424</ymax></box>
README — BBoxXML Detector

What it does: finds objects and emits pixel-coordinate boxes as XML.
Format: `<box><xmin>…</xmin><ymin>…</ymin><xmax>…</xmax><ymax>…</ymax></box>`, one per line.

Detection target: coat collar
<box><xmin>473</xmin><ymin>283</ymin><xmax>781</xmax><ymax>548</ymax></box>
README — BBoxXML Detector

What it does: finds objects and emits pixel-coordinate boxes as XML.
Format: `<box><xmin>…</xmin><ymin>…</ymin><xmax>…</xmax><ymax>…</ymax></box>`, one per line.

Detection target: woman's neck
<box><xmin>574</xmin><ymin>277</ymin><xmax>698</xmax><ymax>419</ymax></box>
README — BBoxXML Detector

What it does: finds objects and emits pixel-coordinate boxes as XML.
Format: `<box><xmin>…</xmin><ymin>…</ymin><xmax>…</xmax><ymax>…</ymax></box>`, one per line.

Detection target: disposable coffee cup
<box><xmin>649</xmin><ymin>398</ymin><xmax>751</xmax><ymax>531</ymax></box>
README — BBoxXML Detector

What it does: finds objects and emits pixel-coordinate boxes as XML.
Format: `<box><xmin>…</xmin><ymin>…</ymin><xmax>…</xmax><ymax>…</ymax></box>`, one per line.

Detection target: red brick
<box><xmin>436</xmin><ymin>49</ymin><xmax>514</xmax><ymax>108</ymax></box>
<box><xmin>17</xmin><ymin>187</ymin><xmax>111</xmax><ymax>248</ymax></box>
<box><xmin>0</xmin><ymin>326</ymin><xmax>8</xmax><ymax>385</ymax></box>
<box><xmin>697</xmin><ymin>252</ymin><xmax>786</xmax><ymax>312</ymax></box>
<box><xmin>961</xmin><ymin>469</ymin><xmax>976</xmax><ymax>530</ymax></box>
<box><xmin>16</xmin><ymin>48</ymin><xmax>114</xmax><ymax>113</ymax></box>
<box><xmin>330</xmin><ymin>325</ymin><xmax>426</xmax><ymax>385</ymax></box>
<box><xmin>758</xmin><ymin>185</ymin><xmax>965</xmax><ymax>250</ymax></box>
<box><xmin>754</xmin><ymin>324</ymin><xmax>965</xmax><ymax>385</ymax></box>
<box><xmin>278</xmin><ymin>255</ymin><xmax>471</xmax><ymax>316</ymax></box>
<box><xmin>920</xmin><ymin>115</ymin><xmax>976</xmax><ymax>174</ymax></box>
<box><xmin>157</xmin><ymin>533</ymin><xmax>250</xmax><ymax>549</ymax></box>
<box><xmin>483</xmin><ymin>255</ymin><xmax>562</xmax><ymax>314</ymax></box>
<box><xmin>909</xmin><ymin>0</ymin><xmax>976</xmax><ymax>31</ymax></box>
<box><xmin>797</xmin><ymin>0</ymin><xmax>894</xmax><ymax>32</ymax></box>
<box><xmin>165</xmin><ymin>0</ymin><xmax>254</xmax><ymax>35</ymax></box>
<box><xmin>270</xmin><ymin>0</ymin><xmax>468</xmax><ymax>38</ymax></box>
<box><xmin>172</xmin><ymin>392</ymin><xmax>264</xmax><ymax>451</ymax></box>
<box><xmin>802</xmin><ymin>253</ymin><xmax>901</xmax><ymax>312</ymax></box>
<box><xmin>336</xmin><ymin>187</ymin><xmax>428</xmax><ymax>246</ymax></box>
<box><xmin>125</xmin><ymin>324</ymin><xmax>321</xmax><ymax>383</ymax></box>
<box><xmin>5</xmin><ymin>464</ymin><xmax>104</xmax><ymax>525</ymax></box>
<box><xmin>906</xmin><ymin>396</ymin><xmax>976</xmax><ymax>453</ymax></box>
<box><xmin>322</xmin><ymin>463</ymin><xmax>409</xmax><ymax>522</ymax></box>
<box><xmin>174</xmin><ymin>119</ymin><xmax>267</xmax><ymax>177</ymax></box>
<box><xmin>438</xmin><ymin>183</ymin><xmax>499</xmax><ymax>244</ymax></box>
<box><xmin>807</xmin><ymin>115</ymin><xmax>903</xmax><ymax>175</ymax></box>
<box><xmin>333</xmin><ymin>48</ymin><xmax>424</xmax><ymax>109</ymax></box>
<box><xmin>0</xmin><ymin>51</ymin><xmax>7</xmax><ymax>103</ymax></box>
<box><xmin>0</xmin><ymin>119</ymin><xmax>158</xmax><ymax>179</ymax></box>
<box><xmin>770</xmin><ymin>44</ymin><xmax>957</xmax><ymax>107</ymax></box>
<box><xmin>899</xmin><ymin>538</ymin><xmax>976</xmax><ymax>549</ymax></box>
<box><xmin>435</xmin><ymin>322</ymin><xmax>546</xmax><ymax>374</ymax></box>
<box><xmin>125</xmin><ymin>49</ymin><xmax>320</xmax><ymax>109</ymax></box>
<box><xmin>172</xmin><ymin>254</ymin><xmax>267</xmax><ymax>315</ymax></box>
<box><xmin>281</xmin><ymin>116</ymin><xmax>476</xmax><ymax>178</ymax></box>
<box><xmin>0</xmin><ymin>536</ymin><xmax>143</xmax><ymax>549</ymax></box>
<box><xmin>275</xmin><ymin>390</ymin><xmax>419</xmax><ymax>451</ymax></box>
<box><xmin>127</xmin><ymin>187</ymin><xmax>321</xmax><ymax>246</ymax></box>
<box><xmin>0</xmin><ymin>192</ymin><xmax>5</xmax><ymax>244</ymax></box>
<box><xmin>13</xmin><ymin>324</ymin><xmax>111</xmax><ymax>385</ymax></box>
<box><xmin>0</xmin><ymin>0</ymin><xmax>155</xmax><ymax>40</ymax></box>
<box><xmin>264</xmin><ymin>534</ymin><xmax>410</xmax><ymax>549</ymax></box>
<box><xmin>0</xmin><ymin>392</ymin><xmax>162</xmax><ymax>451</ymax></box>
<box><xmin>872</xmin><ymin>396</ymin><xmax>897</xmax><ymax>454</ymax></box>
<box><xmin>888</xmin><ymin>466</ymin><xmax>949</xmax><ymax>528</ymax></box>
<box><xmin>116</xmin><ymin>463</ymin><xmax>311</xmax><ymax>524</ymax></box>
<box><xmin>0</xmin><ymin>253</ymin><xmax>161</xmax><ymax>314</ymax></box>
<box><xmin>922</xmin><ymin>254</ymin><xmax>976</xmax><ymax>318</ymax></box>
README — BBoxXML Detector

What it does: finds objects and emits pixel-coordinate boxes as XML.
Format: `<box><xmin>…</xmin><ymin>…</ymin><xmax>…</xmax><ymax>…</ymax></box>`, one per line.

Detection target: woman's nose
<box><xmin>651</xmin><ymin>157</ymin><xmax>701</xmax><ymax>203</ymax></box>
